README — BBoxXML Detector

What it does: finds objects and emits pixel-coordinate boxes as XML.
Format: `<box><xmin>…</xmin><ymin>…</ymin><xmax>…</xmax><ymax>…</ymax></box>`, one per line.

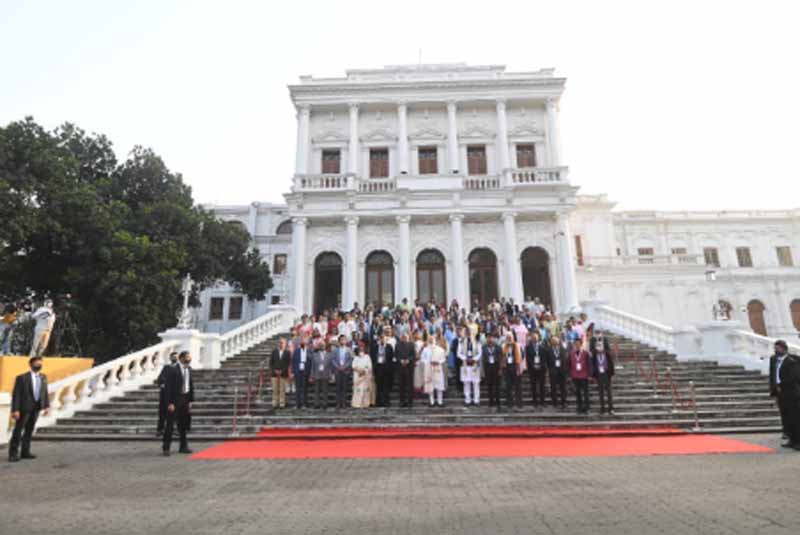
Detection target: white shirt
<box><xmin>776</xmin><ymin>355</ymin><xmax>785</xmax><ymax>385</ymax></box>
<box><xmin>181</xmin><ymin>366</ymin><xmax>191</xmax><ymax>394</ymax></box>
<box><xmin>31</xmin><ymin>371</ymin><xmax>42</xmax><ymax>401</ymax></box>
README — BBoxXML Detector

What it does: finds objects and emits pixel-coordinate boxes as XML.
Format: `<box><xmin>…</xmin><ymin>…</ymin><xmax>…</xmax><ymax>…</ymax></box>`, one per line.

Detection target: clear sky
<box><xmin>2</xmin><ymin>0</ymin><xmax>798</xmax><ymax>211</ymax></box>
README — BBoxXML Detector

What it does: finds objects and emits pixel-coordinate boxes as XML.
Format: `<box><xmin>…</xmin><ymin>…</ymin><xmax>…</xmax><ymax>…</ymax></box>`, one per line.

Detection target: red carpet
<box><xmin>256</xmin><ymin>425</ymin><xmax>685</xmax><ymax>440</ymax></box>
<box><xmin>191</xmin><ymin>434</ymin><xmax>772</xmax><ymax>460</ymax></box>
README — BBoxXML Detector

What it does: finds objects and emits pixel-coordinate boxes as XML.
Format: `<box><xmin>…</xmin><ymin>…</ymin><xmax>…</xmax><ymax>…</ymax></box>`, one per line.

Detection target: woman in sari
<box><xmin>351</xmin><ymin>346</ymin><xmax>373</xmax><ymax>409</ymax></box>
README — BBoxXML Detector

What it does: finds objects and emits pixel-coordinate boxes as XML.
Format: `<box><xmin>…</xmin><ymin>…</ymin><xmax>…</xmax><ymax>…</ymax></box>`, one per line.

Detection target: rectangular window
<box><xmin>228</xmin><ymin>297</ymin><xmax>243</xmax><ymax>320</ymax></box>
<box><xmin>209</xmin><ymin>297</ymin><xmax>224</xmax><ymax>321</ymax></box>
<box><xmin>777</xmin><ymin>246</ymin><xmax>794</xmax><ymax>267</ymax></box>
<box><xmin>637</xmin><ymin>247</ymin><xmax>654</xmax><ymax>265</ymax></box>
<box><xmin>736</xmin><ymin>247</ymin><xmax>753</xmax><ymax>267</ymax></box>
<box><xmin>574</xmin><ymin>235</ymin><xmax>584</xmax><ymax>266</ymax></box>
<box><xmin>516</xmin><ymin>144</ymin><xmax>536</xmax><ymax>168</ymax></box>
<box><xmin>369</xmin><ymin>148</ymin><xmax>389</xmax><ymax>178</ymax></box>
<box><xmin>273</xmin><ymin>254</ymin><xmax>287</xmax><ymax>275</ymax></box>
<box><xmin>703</xmin><ymin>247</ymin><xmax>720</xmax><ymax>267</ymax></box>
<box><xmin>271</xmin><ymin>295</ymin><xmax>281</xmax><ymax>305</ymax></box>
<box><xmin>671</xmin><ymin>247</ymin><xmax>693</xmax><ymax>264</ymax></box>
<box><xmin>321</xmin><ymin>149</ymin><xmax>341</xmax><ymax>174</ymax></box>
<box><xmin>467</xmin><ymin>146</ymin><xmax>487</xmax><ymax>175</ymax></box>
<box><xmin>418</xmin><ymin>146</ymin><xmax>438</xmax><ymax>174</ymax></box>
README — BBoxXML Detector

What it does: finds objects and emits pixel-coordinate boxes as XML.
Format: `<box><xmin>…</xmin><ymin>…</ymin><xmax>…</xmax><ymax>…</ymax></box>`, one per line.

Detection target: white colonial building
<box><xmin>197</xmin><ymin>63</ymin><xmax>800</xmax><ymax>341</ymax></box>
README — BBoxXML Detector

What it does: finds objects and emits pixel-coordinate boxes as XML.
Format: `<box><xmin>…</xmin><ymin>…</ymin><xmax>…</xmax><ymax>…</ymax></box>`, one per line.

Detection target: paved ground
<box><xmin>0</xmin><ymin>434</ymin><xmax>797</xmax><ymax>535</ymax></box>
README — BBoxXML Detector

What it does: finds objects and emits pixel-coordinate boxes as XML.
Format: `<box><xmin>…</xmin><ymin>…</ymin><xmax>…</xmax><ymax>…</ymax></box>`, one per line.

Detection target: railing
<box><xmin>463</xmin><ymin>176</ymin><xmax>501</xmax><ymax>190</ymax></box>
<box><xmin>31</xmin><ymin>340</ymin><xmax>181</xmax><ymax>435</ymax></box>
<box><xmin>587</xmin><ymin>302</ymin><xmax>679</xmax><ymax>353</ymax></box>
<box><xmin>724</xmin><ymin>329</ymin><xmax>800</xmax><ymax>374</ymax></box>
<box><xmin>293</xmin><ymin>173</ymin><xmax>351</xmax><ymax>191</ymax></box>
<box><xmin>511</xmin><ymin>166</ymin><xmax>569</xmax><ymax>184</ymax></box>
<box><xmin>219</xmin><ymin>309</ymin><xmax>293</xmax><ymax>362</ymax></box>
<box><xmin>356</xmin><ymin>177</ymin><xmax>396</xmax><ymax>193</ymax></box>
<box><xmin>582</xmin><ymin>254</ymin><xmax>704</xmax><ymax>267</ymax></box>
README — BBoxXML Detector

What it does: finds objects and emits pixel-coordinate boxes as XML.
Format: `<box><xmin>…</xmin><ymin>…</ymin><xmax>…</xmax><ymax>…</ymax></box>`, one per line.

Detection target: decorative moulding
<box><xmin>360</xmin><ymin>127</ymin><xmax>397</xmax><ymax>142</ymax></box>
<box><xmin>508</xmin><ymin>122</ymin><xmax>544</xmax><ymax>138</ymax></box>
<box><xmin>312</xmin><ymin>129</ymin><xmax>349</xmax><ymax>143</ymax></box>
<box><xmin>409</xmin><ymin>127</ymin><xmax>445</xmax><ymax>141</ymax></box>
<box><xmin>459</xmin><ymin>123</ymin><xmax>496</xmax><ymax>139</ymax></box>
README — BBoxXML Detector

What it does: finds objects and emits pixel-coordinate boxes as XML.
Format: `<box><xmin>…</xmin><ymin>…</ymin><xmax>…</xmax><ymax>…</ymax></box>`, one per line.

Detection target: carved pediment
<box><xmin>312</xmin><ymin>129</ymin><xmax>348</xmax><ymax>143</ymax></box>
<box><xmin>459</xmin><ymin>123</ymin><xmax>496</xmax><ymax>139</ymax></box>
<box><xmin>360</xmin><ymin>127</ymin><xmax>397</xmax><ymax>142</ymax></box>
<box><xmin>409</xmin><ymin>127</ymin><xmax>445</xmax><ymax>141</ymax></box>
<box><xmin>508</xmin><ymin>122</ymin><xmax>544</xmax><ymax>137</ymax></box>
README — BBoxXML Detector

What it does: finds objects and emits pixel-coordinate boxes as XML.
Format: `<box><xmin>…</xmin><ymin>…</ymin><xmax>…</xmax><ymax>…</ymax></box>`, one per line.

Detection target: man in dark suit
<box><xmin>370</xmin><ymin>332</ymin><xmax>394</xmax><ymax>407</ymax></box>
<box><xmin>770</xmin><ymin>342</ymin><xmax>790</xmax><ymax>439</ymax></box>
<box><xmin>9</xmin><ymin>356</ymin><xmax>50</xmax><ymax>462</ymax></box>
<box><xmin>524</xmin><ymin>331</ymin><xmax>547</xmax><ymax>409</ymax></box>
<box><xmin>590</xmin><ymin>338</ymin><xmax>616</xmax><ymax>415</ymax></box>
<box><xmin>394</xmin><ymin>332</ymin><xmax>416</xmax><ymax>408</ymax></box>
<box><xmin>291</xmin><ymin>338</ymin><xmax>310</xmax><ymax>409</ymax></box>
<box><xmin>771</xmin><ymin>340</ymin><xmax>800</xmax><ymax>449</ymax></box>
<box><xmin>156</xmin><ymin>351</ymin><xmax>179</xmax><ymax>436</ymax></box>
<box><xmin>482</xmin><ymin>333</ymin><xmax>501</xmax><ymax>408</ymax></box>
<box><xmin>162</xmin><ymin>351</ymin><xmax>194</xmax><ymax>456</ymax></box>
<box><xmin>545</xmin><ymin>336</ymin><xmax>568</xmax><ymax>409</ymax></box>
<box><xmin>270</xmin><ymin>339</ymin><xmax>291</xmax><ymax>409</ymax></box>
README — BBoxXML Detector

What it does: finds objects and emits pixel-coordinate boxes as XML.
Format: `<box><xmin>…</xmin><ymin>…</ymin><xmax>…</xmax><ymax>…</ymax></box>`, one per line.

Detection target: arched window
<box><xmin>747</xmin><ymin>299</ymin><xmax>767</xmax><ymax>336</ymax></box>
<box><xmin>416</xmin><ymin>249</ymin><xmax>446</xmax><ymax>304</ymax></box>
<box><xmin>520</xmin><ymin>247</ymin><xmax>552</xmax><ymax>310</ymax></box>
<box><xmin>276</xmin><ymin>220</ymin><xmax>293</xmax><ymax>235</ymax></box>
<box><xmin>468</xmin><ymin>248</ymin><xmax>498</xmax><ymax>307</ymax></box>
<box><xmin>314</xmin><ymin>252</ymin><xmax>342</xmax><ymax>313</ymax></box>
<box><xmin>366</xmin><ymin>251</ymin><xmax>394</xmax><ymax>306</ymax></box>
<box><xmin>790</xmin><ymin>299</ymin><xmax>800</xmax><ymax>332</ymax></box>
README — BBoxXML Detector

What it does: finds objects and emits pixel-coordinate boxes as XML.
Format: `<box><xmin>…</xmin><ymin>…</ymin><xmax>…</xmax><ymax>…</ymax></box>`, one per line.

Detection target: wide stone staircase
<box><xmin>36</xmin><ymin>333</ymin><xmax>780</xmax><ymax>441</ymax></box>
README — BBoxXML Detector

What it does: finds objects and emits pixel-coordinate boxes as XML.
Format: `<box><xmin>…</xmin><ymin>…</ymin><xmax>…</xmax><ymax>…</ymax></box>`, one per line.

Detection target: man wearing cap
<box><xmin>9</xmin><ymin>356</ymin><xmax>50</xmax><ymax>462</ymax></box>
<box><xmin>770</xmin><ymin>340</ymin><xmax>800</xmax><ymax>449</ymax></box>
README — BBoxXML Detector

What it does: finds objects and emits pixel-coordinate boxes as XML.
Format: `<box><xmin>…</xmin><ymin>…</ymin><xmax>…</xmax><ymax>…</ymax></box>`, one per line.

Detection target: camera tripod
<box><xmin>52</xmin><ymin>309</ymin><xmax>83</xmax><ymax>357</ymax></box>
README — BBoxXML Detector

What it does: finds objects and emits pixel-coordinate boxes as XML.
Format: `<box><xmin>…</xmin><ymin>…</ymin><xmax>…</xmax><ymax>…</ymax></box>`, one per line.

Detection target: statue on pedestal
<box><xmin>176</xmin><ymin>274</ymin><xmax>195</xmax><ymax>329</ymax></box>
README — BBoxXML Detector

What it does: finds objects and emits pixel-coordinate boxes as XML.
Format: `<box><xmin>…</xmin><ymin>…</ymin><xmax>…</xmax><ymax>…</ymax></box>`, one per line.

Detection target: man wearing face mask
<box><xmin>9</xmin><ymin>356</ymin><xmax>50</xmax><ymax>462</ymax></box>
<box><xmin>770</xmin><ymin>340</ymin><xmax>800</xmax><ymax>449</ymax></box>
<box><xmin>162</xmin><ymin>351</ymin><xmax>194</xmax><ymax>456</ymax></box>
<box><xmin>156</xmin><ymin>352</ymin><xmax>179</xmax><ymax>436</ymax></box>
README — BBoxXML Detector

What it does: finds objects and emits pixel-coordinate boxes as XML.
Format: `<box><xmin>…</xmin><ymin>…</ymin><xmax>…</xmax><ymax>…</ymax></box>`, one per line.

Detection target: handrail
<box><xmin>218</xmin><ymin>310</ymin><xmax>290</xmax><ymax>362</ymax></box>
<box><xmin>590</xmin><ymin>303</ymin><xmax>677</xmax><ymax>353</ymax></box>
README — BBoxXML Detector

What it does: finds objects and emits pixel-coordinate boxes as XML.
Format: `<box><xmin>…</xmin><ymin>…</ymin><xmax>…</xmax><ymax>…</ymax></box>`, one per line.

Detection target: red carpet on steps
<box><xmin>191</xmin><ymin>434</ymin><xmax>772</xmax><ymax>460</ymax></box>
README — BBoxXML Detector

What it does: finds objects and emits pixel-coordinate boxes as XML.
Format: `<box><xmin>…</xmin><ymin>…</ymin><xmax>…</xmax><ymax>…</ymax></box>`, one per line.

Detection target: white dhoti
<box><xmin>460</xmin><ymin>364</ymin><xmax>481</xmax><ymax>404</ymax></box>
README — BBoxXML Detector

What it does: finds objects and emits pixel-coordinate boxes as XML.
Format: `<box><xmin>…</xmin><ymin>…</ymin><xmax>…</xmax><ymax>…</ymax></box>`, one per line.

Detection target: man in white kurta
<box><xmin>422</xmin><ymin>339</ymin><xmax>446</xmax><ymax>406</ymax></box>
<box><xmin>457</xmin><ymin>335</ymin><xmax>482</xmax><ymax>405</ymax></box>
<box><xmin>30</xmin><ymin>301</ymin><xmax>56</xmax><ymax>358</ymax></box>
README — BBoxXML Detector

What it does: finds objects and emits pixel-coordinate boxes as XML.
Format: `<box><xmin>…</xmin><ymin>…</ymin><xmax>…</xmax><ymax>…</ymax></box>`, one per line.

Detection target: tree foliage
<box><xmin>0</xmin><ymin>118</ymin><xmax>272</xmax><ymax>361</ymax></box>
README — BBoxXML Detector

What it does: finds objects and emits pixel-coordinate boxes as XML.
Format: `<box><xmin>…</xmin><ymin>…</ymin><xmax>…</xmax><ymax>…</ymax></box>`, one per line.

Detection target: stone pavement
<box><xmin>0</xmin><ymin>434</ymin><xmax>796</xmax><ymax>535</ymax></box>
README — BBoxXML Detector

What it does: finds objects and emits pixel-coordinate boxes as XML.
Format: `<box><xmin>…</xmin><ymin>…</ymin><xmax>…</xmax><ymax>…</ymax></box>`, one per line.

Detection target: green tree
<box><xmin>0</xmin><ymin>118</ymin><xmax>272</xmax><ymax>362</ymax></box>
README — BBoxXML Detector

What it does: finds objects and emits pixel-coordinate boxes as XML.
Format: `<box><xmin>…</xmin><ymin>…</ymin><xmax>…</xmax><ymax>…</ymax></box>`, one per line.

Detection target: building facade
<box><xmin>197</xmin><ymin>63</ymin><xmax>800</xmax><ymax>340</ymax></box>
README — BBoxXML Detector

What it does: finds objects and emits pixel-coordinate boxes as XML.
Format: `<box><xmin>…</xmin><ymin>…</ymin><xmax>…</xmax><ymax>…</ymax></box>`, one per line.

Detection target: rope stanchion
<box><xmin>689</xmin><ymin>380</ymin><xmax>701</xmax><ymax>432</ymax></box>
<box><xmin>649</xmin><ymin>355</ymin><xmax>659</xmax><ymax>398</ymax></box>
<box><xmin>229</xmin><ymin>386</ymin><xmax>240</xmax><ymax>437</ymax></box>
<box><xmin>243</xmin><ymin>371</ymin><xmax>253</xmax><ymax>418</ymax></box>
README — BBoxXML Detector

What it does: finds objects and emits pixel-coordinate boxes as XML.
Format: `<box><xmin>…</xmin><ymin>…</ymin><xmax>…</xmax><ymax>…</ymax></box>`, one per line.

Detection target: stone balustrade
<box><xmin>511</xmin><ymin>166</ymin><xmax>569</xmax><ymax>184</ymax></box>
<box><xmin>293</xmin><ymin>173</ymin><xmax>351</xmax><ymax>191</ymax></box>
<box><xmin>582</xmin><ymin>254</ymin><xmax>705</xmax><ymax>267</ymax></box>
<box><xmin>463</xmin><ymin>176</ymin><xmax>501</xmax><ymax>190</ymax></box>
<box><xmin>357</xmin><ymin>177</ymin><xmax>396</xmax><ymax>193</ymax></box>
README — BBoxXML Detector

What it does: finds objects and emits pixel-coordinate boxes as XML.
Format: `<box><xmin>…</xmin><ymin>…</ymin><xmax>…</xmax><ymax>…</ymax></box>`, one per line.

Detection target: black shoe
<box><xmin>162</xmin><ymin>450</ymin><xmax>171</xmax><ymax>457</ymax></box>
<box><xmin>8</xmin><ymin>455</ymin><xmax>19</xmax><ymax>463</ymax></box>
<box><xmin>781</xmin><ymin>442</ymin><xmax>797</xmax><ymax>449</ymax></box>
<box><xmin>156</xmin><ymin>430</ymin><xmax>164</xmax><ymax>437</ymax></box>
<box><xmin>178</xmin><ymin>448</ymin><xmax>193</xmax><ymax>454</ymax></box>
<box><xmin>20</xmin><ymin>453</ymin><xmax>36</xmax><ymax>460</ymax></box>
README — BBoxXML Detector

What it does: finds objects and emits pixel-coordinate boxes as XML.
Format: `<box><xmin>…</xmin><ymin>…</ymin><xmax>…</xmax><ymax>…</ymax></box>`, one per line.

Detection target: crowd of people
<box><xmin>268</xmin><ymin>297</ymin><xmax>617</xmax><ymax>414</ymax></box>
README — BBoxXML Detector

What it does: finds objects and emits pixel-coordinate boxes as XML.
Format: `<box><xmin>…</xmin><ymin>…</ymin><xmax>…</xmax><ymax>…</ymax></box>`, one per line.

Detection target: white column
<box><xmin>449</xmin><ymin>214</ymin><xmax>466</xmax><ymax>306</ymax></box>
<box><xmin>496</xmin><ymin>99</ymin><xmax>511</xmax><ymax>183</ymax></box>
<box><xmin>348</xmin><ymin>103</ymin><xmax>360</xmax><ymax>176</ymax></box>
<box><xmin>291</xmin><ymin>217</ymin><xmax>308</xmax><ymax>313</ymax></box>
<box><xmin>447</xmin><ymin>101</ymin><xmax>459</xmax><ymax>174</ymax></box>
<box><xmin>545</xmin><ymin>98</ymin><xmax>561</xmax><ymax>167</ymax></box>
<box><xmin>294</xmin><ymin>105</ymin><xmax>310</xmax><ymax>174</ymax></box>
<box><xmin>502</xmin><ymin>212</ymin><xmax>522</xmax><ymax>303</ymax></box>
<box><xmin>344</xmin><ymin>216</ymin><xmax>359</xmax><ymax>310</ymax></box>
<box><xmin>556</xmin><ymin>211</ymin><xmax>579</xmax><ymax>314</ymax></box>
<box><xmin>397</xmin><ymin>215</ymin><xmax>411</xmax><ymax>302</ymax></box>
<box><xmin>397</xmin><ymin>102</ymin><xmax>409</xmax><ymax>175</ymax></box>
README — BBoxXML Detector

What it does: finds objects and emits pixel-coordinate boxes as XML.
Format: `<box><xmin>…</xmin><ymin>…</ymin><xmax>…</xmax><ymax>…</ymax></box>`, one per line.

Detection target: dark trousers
<box><xmin>313</xmin><ymin>377</ymin><xmax>329</xmax><ymax>409</ymax></box>
<box><xmin>157</xmin><ymin>389</ymin><xmax>167</xmax><ymax>433</ymax></box>
<box><xmin>485</xmin><ymin>364</ymin><xmax>501</xmax><ymax>406</ymax></box>
<box><xmin>504</xmin><ymin>368</ymin><xmax>522</xmax><ymax>407</ymax></box>
<box><xmin>528</xmin><ymin>368</ymin><xmax>546</xmax><ymax>406</ymax></box>
<box><xmin>9</xmin><ymin>402</ymin><xmax>40</xmax><ymax>458</ymax></box>
<box><xmin>295</xmin><ymin>371</ymin><xmax>307</xmax><ymax>408</ymax></box>
<box><xmin>335</xmin><ymin>371</ymin><xmax>349</xmax><ymax>408</ymax></box>
<box><xmin>454</xmin><ymin>357</ymin><xmax>463</xmax><ymax>390</ymax></box>
<box><xmin>597</xmin><ymin>374</ymin><xmax>613</xmax><ymax>412</ymax></box>
<box><xmin>776</xmin><ymin>395</ymin><xmax>788</xmax><ymax>435</ymax></box>
<box><xmin>162</xmin><ymin>396</ymin><xmax>189</xmax><ymax>452</ymax></box>
<box><xmin>375</xmin><ymin>364</ymin><xmax>392</xmax><ymax>407</ymax></box>
<box><xmin>397</xmin><ymin>364</ymin><xmax>414</xmax><ymax>406</ymax></box>
<box><xmin>779</xmin><ymin>393</ymin><xmax>800</xmax><ymax>443</ymax></box>
<box><xmin>550</xmin><ymin>371</ymin><xmax>567</xmax><ymax>408</ymax></box>
<box><xmin>574</xmin><ymin>379</ymin><xmax>589</xmax><ymax>413</ymax></box>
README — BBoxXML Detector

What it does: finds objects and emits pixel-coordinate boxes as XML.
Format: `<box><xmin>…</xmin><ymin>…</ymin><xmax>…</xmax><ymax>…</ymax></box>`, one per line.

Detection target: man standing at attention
<box><xmin>771</xmin><ymin>340</ymin><xmax>800</xmax><ymax>450</ymax></box>
<box><xmin>332</xmin><ymin>335</ymin><xmax>353</xmax><ymax>409</ymax></box>
<box><xmin>9</xmin><ymin>356</ymin><xmax>50</xmax><ymax>462</ymax></box>
<box><xmin>162</xmin><ymin>351</ymin><xmax>194</xmax><ymax>456</ymax></box>
<box><xmin>270</xmin><ymin>338</ymin><xmax>291</xmax><ymax>409</ymax></box>
<box><xmin>156</xmin><ymin>351</ymin><xmax>179</xmax><ymax>436</ymax></box>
